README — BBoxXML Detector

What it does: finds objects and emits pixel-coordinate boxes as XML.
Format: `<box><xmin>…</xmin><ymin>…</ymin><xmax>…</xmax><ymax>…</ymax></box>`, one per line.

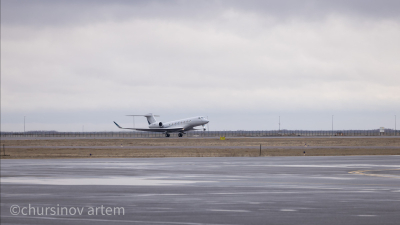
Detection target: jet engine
<box><xmin>159</xmin><ymin>122</ymin><xmax>163</xmax><ymax>127</ymax></box>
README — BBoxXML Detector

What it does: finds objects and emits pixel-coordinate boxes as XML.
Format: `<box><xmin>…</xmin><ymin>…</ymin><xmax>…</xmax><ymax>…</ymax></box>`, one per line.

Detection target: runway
<box><xmin>1</xmin><ymin>156</ymin><xmax>400</xmax><ymax>224</ymax></box>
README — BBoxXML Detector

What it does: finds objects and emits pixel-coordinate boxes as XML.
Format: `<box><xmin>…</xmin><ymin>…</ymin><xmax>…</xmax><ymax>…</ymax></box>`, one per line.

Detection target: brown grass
<box><xmin>1</xmin><ymin>137</ymin><xmax>399</xmax><ymax>159</ymax></box>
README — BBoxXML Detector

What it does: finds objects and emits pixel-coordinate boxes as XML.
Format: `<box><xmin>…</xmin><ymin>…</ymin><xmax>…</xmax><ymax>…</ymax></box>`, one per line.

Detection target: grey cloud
<box><xmin>2</xmin><ymin>0</ymin><xmax>399</xmax><ymax>131</ymax></box>
<box><xmin>2</xmin><ymin>0</ymin><xmax>400</xmax><ymax>28</ymax></box>
<box><xmin>230</xmin><ymin>0</ymin><xmax>400</xmax><ymax>20</ymax></box>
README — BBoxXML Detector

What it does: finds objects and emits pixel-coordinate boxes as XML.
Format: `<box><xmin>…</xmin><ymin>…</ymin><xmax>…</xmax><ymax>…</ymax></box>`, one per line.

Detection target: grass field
<box><xmin>1</xmin><ymin>137</ymin><xmax>399</xmax><ymax>159</ymax></box>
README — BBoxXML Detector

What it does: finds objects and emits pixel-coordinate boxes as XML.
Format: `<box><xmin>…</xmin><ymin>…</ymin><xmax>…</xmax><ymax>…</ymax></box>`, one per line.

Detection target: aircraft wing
<box><xmin>113</xmin><ymin>121</ymin><xmax>184</xmax><ymax>133</ymax></box>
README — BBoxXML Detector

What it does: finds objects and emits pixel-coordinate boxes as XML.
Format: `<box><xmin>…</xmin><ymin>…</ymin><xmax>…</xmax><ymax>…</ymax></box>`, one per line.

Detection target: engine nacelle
<box><xmin>149</xmin><ymin>122</ymin><xmax>163</xmax><ymax>128</ymax></box>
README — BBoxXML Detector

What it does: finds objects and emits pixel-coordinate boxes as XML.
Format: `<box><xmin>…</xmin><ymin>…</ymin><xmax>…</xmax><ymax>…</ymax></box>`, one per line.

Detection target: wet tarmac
<box><xmin>1</xmin><ymin>156</ymin><xmax>400</xmax><ymax>224</ymax></box>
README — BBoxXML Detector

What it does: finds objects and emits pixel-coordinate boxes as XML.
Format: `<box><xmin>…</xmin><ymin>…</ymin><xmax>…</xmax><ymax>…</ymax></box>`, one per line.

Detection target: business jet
<box><xmin>113</xmin><ymin>113</ymin><xmax>209</xmax><ymax>137</ymax></box>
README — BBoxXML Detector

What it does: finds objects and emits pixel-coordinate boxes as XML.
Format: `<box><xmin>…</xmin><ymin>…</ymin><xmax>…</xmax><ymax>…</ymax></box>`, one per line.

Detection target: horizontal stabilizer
<box><xmin>126</xmin><ymin>113</ymin><xmax>159</xmax><ymax>125</ymax></box>
<box><xmin>126</xmin><ymin>114</ymin><xmax>160</xmax><ymax>117</ymax></box>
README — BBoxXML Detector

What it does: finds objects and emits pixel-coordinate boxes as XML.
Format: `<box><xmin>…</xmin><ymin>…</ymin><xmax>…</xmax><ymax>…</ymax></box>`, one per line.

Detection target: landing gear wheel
<box><xmin>178</xmin><ymin>133</ymin><xmax>183</xmax><ymax>137</ymax></box>
<box><xmin>165</xmin><ymin>133</ymin><xmax>170</xmax><ymax>137</ymax></box>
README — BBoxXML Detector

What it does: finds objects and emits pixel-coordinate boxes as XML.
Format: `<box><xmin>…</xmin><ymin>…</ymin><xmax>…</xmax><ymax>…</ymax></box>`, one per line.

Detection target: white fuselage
<box><xmin>114</xmin><ymin>114</ymin><xmax>208</xmax><ymax>137</ymax></box>
<box><xmin>148</xmin><ymin>116</ymin><xmax>209</xmax><ymax>131</ymax></box>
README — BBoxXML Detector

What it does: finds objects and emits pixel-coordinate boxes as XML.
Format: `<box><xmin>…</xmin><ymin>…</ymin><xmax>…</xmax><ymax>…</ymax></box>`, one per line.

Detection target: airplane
<box><xmin>113</xmin><ymin>113</ymin><xmax>209</xmax><ymax>137</ymax></box>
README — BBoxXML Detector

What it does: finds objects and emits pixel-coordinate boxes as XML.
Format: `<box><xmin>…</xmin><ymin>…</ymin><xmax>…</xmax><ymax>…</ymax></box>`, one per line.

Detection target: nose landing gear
<box><xmin>165</xmin><ymin>133</ymin><xmax>170</xmax><ymax>137</ymax></box>
<box><xmin>178</xmin><ymin>133</ymin><xmax>183</xmax><ymax>137</ymax></box>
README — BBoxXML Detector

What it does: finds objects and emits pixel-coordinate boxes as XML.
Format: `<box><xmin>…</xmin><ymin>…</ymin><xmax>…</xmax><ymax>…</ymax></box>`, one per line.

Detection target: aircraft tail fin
<box><xmin>144</xmin><ymin>113</ymin><xmax>157</xmax><ymax>125</ymax></box>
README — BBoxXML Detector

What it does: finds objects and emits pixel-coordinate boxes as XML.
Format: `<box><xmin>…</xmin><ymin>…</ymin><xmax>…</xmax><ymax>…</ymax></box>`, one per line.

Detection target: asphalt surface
<box><xmin>1</xmin><ymin>156</ymin><xmax>400</xmax><ymax>225</ymax></box>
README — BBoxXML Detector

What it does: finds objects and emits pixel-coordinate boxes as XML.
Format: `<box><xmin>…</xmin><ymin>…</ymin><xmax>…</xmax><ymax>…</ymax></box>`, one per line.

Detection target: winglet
<box><xmin>113</xmin><ymin>121</ymin><xmax>122</xmax><ymax>129</ymax></box>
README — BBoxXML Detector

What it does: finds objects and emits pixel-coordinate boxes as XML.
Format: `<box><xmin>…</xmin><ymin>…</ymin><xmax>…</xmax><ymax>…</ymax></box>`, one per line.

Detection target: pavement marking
<box><xmin>349</xmin><ymin>169</ymin><xmax>400</xmax><ymax>179</ymax></box>
<box><xmin>207</xmin><ymin>209</ymin><xmax>250</xmax><ymax>212</ymax></box>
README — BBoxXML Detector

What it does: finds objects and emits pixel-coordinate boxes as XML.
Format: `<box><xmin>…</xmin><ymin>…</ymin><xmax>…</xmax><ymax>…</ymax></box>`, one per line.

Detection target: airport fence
<box><xmin>1</xmin><ymin>129</ymin><xmax>399</xmax><ymax>138</ymax></box>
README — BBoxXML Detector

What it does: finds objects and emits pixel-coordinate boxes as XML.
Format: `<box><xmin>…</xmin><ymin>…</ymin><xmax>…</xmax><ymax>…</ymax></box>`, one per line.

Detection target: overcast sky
<box><xmin>1</xmin><ymin>0</ymin><xmax>399</xmax><ymax>131</ymax></box>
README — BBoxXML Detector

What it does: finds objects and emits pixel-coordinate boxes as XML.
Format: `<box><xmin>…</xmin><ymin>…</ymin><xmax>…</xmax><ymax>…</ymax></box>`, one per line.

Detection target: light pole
<box><xmin>395</xmin><ymin>115</ymin><xmax>397</xmax><ymax>133</ymax></box>
<box><xmin>24</xmin><ymin>116</ymin><xmax>26</xmax><ymax>133</ymax></box>
<box><xmin>332</xmin><ymin>115</ymin><xmax>334</xmax><ymax>135</ymax></box>
<box><xmin>279</xmin><ymin>116</ymin><xmax>280</xmax><ymax>131</ymax></box>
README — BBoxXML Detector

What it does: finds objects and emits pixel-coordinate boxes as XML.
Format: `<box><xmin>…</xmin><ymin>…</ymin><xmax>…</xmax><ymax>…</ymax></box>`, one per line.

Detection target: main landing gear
<box><xmin>165</xmin><ymin>133</ymin><xmax>183</xmax><ymax>137</ymax></box>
